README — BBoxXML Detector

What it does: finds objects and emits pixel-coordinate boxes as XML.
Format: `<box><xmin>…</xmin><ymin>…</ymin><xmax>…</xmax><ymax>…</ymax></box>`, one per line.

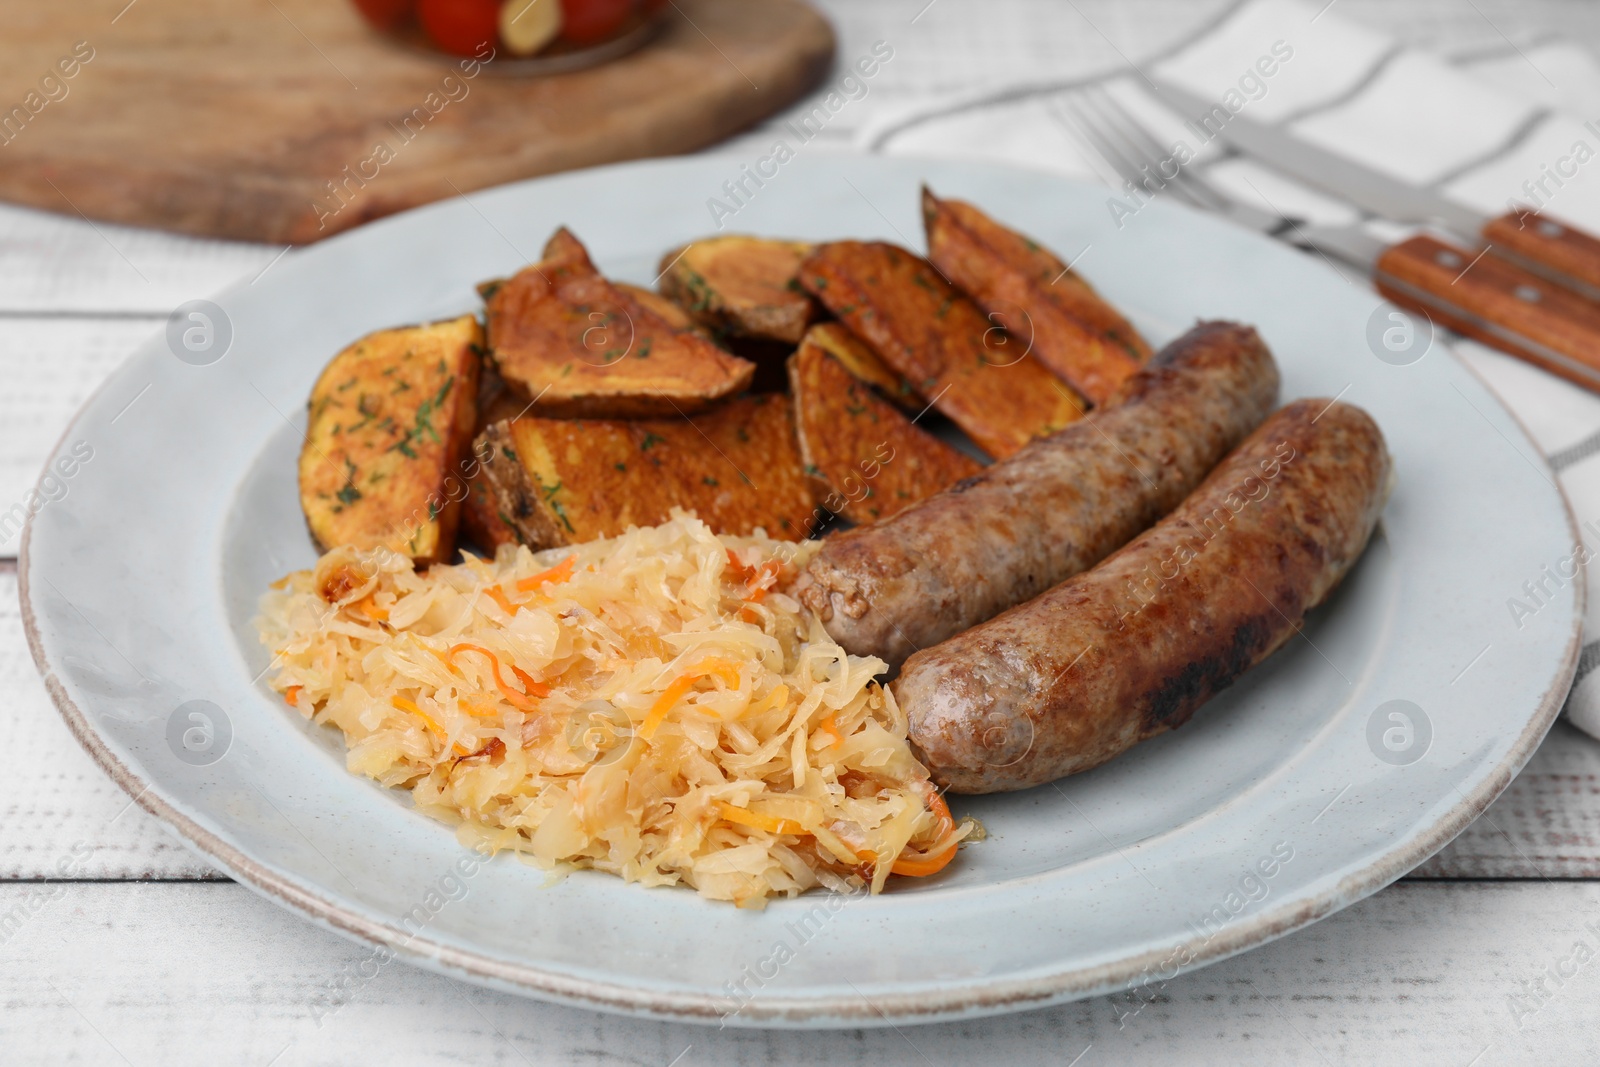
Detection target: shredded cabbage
<box><xmin>256</xmin><ymin>510</ymin><xmax>969</xmax><ymax>907</ymax></box>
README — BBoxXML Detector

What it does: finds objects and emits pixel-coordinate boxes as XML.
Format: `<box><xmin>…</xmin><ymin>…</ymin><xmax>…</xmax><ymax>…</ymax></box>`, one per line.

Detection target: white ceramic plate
<box><xmin>22</xmin><ymin>155</ymin><xmax>1581</xmax><ymax>1028</ymax></box>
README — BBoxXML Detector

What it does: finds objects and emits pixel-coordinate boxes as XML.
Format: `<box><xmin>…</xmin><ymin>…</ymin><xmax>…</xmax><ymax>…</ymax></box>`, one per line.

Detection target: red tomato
<box><xmin>418</xmin><ymin>0</ymin><xmax>502</xmax><ymax>56</ymax></box>
<box><xmin>560</xmin><ymin>0</ymin><xmax>634</xmax><ymax>45</ymax></box>
<box><xmin>351</xmin><ymin>0</ymin><xmax>414</xmax><ymax>30</ymax></box>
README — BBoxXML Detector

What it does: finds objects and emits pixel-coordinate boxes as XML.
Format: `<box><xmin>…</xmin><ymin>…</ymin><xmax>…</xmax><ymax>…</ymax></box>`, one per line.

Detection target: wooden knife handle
<box><xmin>1483</xmin><ymin>209</ymin><xmax>1600</xmax><ymax>298</ymax></box>
<box><xmin>1374</xmin><ymin>233</ymin><xmax>1600</xmax><ymax>393</ymax></box>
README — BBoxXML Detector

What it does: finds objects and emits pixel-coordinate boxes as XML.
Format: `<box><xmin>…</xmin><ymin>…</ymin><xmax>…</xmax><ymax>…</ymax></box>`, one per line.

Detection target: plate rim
<box><xmin>18</xmin><ymin>154</ymin><xmax>1587</xmax><ymax>1026</ymax></box>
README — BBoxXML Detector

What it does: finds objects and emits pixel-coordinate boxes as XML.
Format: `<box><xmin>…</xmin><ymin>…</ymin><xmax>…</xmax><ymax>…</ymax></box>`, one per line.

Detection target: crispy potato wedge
<box><xmin>800</xmin><ymin>323</ymin><xmax>920</xmax><ymax>412</ymax></box>
<box><xmin>477</xmin><ymin>280</ymin><xmax>695</xmax><ymax>333</ymax></box>
<box><xmin>790</xmin><ymin>344</ymin><xmax>981</xmax><ymax>525</ymax></box>
<box><xmin>461</xmin><ymin>461</ymin><xmax>519</xmax><ymax>554</ymax></box>
<box><xmin>798</xmin><ymin>241</ymin><xmax>1085</xmax><ymax>458</ymax></box>
<box><xmin>484</xmin><ymin>228</ymin><xmax>755</xmax><ymax>417</ymax></box>
<box><xmin>923</xmin><ymin>188</ymin><xmax>1148</xmax><ymax>404</ymax></box>
<box><xmin>479</xmin><ymin>394</ymin><xmax>821</xmax><ymax>549</ymax></box>
<box><xmin>457</xmin><ymin>376</ymin><xmax>526</xmax><ymax>554</ymax></box>
<box><xmin>617</xmin><ymin>282</ymin><xmax>694</xmax><ymax>331</ymax></box>
<box><xmin>658</xmin><ymin>235</ymin><xmax>820</xmax><ymax>344</ymax></box>
<box><xmin>299</xmin><ymin>314</ymin><xmax>482</xmax><ymax>565</ymax></box>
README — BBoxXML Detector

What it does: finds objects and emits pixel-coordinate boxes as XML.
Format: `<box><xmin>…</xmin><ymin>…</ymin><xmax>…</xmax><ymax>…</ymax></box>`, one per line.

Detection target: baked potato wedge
<box><xmin>798</xmin><ymin>241</ymin><xmax>1085</xmax><ymax>458</ymax></box>
<box><xmin>299</xmin><ymin>313</ymin><xmax>482</xmax><ymax>565</ymax></box>
<box><xmin>658</xmin><ymin>235</ymin><xmax>820</xmax><ymax>344</ymax></box>
<box><xmin>800</xmin><ymin>322</ymin><xmax>920</xmax><ymax>412</ymax></box>
<box><xmin>617</xmin><ymin>282</ymin><xmax>695</xmax><ymax>331</ymax></box>
<box><xmin>923</xmin><ymin>188</ymin><xmax>1148</xmax><ymax>404</ymax></box>
<box><xmin>457</xmin><ymin>374</ymin><xmax>526</xmax><ymax>554</ymax></box>
<box><xmin>790</xmin><ymin>343</ymin><xmax>981</xmax><ymax>525</ymax></box>
<box><xmin>461</xmin><ymin>461</ymin><xmax>519</xmax><ymax>554</ymax></box>
<box><xmin>479</xmin><ymin>394</ymin><xmax>821</xmax><ymax>549</ymax></box>
<box><xmin>476</xmin><ymin>279</ymin><xmax>695</xmax><ymax>333</ymax></box>
<box><xmin>485</xmin><ymin>227</ymin><xmax>755</xmax><ymax>417</ymax></box>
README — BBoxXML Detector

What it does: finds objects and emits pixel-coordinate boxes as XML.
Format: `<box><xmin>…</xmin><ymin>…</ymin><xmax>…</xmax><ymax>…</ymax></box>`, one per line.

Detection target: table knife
<box><xmin>1154</xmin><ymin>79</ymin><xmax>1600</xmax><ymax>392</ymax></box>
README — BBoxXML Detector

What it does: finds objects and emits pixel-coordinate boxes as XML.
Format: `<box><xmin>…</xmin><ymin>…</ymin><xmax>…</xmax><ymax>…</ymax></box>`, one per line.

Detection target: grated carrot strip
<box><xmin>482</xmin><ymin>586</ymin><xmax>519</xmax><ymax>616</ymax></box>
<box><xmin>516</xmin><ymin>555</ymin><xmax>577</xmax><ymax>593</ymax></box>
<box><xmin>444</xmin><ymin>643</ymin><xmax>550</xmax><ymax>710</ymax></box>
<box><xmin>392</xmin><ymin>695</ymin><xmax>470</xmax><ymax>756</ymax></box>
<box><xmin>817</xmin><ymin>713</ymin><xmax>844</xmax><ymax>749</ymax></box>
<box><xmin>718</xmin><ymin>802</ymin><xmax>806</xmax><ymax>836</ymax></box>
<box><xmin>284</xmin><ymin>685</ymin><xmax>302</xmax><ymax>708</ymax></box>
<box><xmin>637</xmin><ymin>659</ymin><xmax>743</xmax><ymax>741</ymax></box>
<box><xmin>884</xmin><ymin>791</ymin><xmax>959</xmax><ymax>877</ymax></box>
<box><xmin>458</xmin><ymin>698</ymin><xmax>499</xmax><ymax>719</ymax></box>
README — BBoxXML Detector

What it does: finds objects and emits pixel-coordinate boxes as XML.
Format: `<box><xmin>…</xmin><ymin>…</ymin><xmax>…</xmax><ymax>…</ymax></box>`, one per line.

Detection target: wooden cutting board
<box><xmin>0</xmin><ymin>0</ymin><xmax>833</xmax><ymax>244</ymax></box>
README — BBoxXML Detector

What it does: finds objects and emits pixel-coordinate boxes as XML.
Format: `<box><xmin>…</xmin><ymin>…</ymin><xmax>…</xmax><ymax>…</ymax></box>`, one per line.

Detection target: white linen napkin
<box><xmin>861</xmin><ymin>0</ymin><xmax>1600</xmax><ymax>737</ymax></box>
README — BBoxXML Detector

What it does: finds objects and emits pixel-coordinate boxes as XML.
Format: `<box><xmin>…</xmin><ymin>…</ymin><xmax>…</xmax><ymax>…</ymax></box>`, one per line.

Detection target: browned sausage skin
<box><xmin>895</xmin><ymin>399</ymin><xmax>1392</xmax><ymax>793</ymax></box>
<box><xmin>794</xmin><ymin>321</ymin><xmax>1280</xmax><ymax>670</ymax></box>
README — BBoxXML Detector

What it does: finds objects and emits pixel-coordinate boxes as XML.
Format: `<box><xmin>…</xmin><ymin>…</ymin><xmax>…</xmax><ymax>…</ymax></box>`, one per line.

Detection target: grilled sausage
<box><xmin>895</xmin><ymin>399</ymin><xmax>1392</xmax><ymax>793</ymax></box>
<box><xmin>794</xmin><ymin>321</ymin><xmax>1280</xmax><ymax>670</ymax></box>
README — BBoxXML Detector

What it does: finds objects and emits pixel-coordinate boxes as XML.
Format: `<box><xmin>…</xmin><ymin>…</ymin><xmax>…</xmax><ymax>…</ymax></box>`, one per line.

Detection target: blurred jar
<box><xmin>351</xmin><ymin>0</ymin><xmax>669</xmax><ymax>74</ymax></box>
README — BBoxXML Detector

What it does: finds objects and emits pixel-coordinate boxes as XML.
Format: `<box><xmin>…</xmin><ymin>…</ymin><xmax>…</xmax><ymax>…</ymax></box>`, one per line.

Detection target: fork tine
<box><xmin>1055</xmin><ymin>93</ymin><xmax>1180</xmax><ymax>206</ymax></box>
<box><xmin>1073</xmin><ymin>87</ymin><xmax>1219</xmax><ymax>212</ymax></box>
<box><xmin>1057</xmin><ymin>90</ymin><xmax>1209</xmax><ymax>212</ymax></box>
<box><xmin>1081</xmin><ymin>89</ymin><xmax>1216</xmax><ymax>212</ymax></box>
<box><xmin>1083</xmin><ymin>86</ymin><xmax>1227</xmax><ymax>208</ymax></box>
<box><xmin>1047</xmin><ymin>95</ymin><xmax>1140</xmax><ymax>192</ymax></box>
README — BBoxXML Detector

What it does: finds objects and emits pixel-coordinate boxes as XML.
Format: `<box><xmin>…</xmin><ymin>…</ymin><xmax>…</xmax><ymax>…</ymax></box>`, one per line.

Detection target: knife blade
<box><xmin>1151</xmin><ymin>78</ymin><xmax>1600</xmax><ymax>303</ymax></box>
<box><xmin>1108</xmin><ymin>84</ymin><xmax>1600</xmax><ymax>393</ymax></box>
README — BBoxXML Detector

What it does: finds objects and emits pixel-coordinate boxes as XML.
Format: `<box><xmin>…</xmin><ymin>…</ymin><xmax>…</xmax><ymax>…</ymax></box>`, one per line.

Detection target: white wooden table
<box><xmin>6</xmin><ymin>1</ymin><xmax>1600</xmax><ymax>1062</ymax></box>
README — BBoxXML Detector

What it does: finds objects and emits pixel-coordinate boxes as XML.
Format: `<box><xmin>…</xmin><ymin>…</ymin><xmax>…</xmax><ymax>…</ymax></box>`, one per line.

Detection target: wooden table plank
<box><xmin>0</xmin><ymin>571</ymin><xmax>222</xmax><ymax>881</ymax></box>
<box><xmin>0</xmin><ymin>316</ymin><xmax>161</xmax><ymax>536</ymax></box>
<box><xmin>0</xmin><ymin>202</ymin><xmax>278</xmax><ymax>315</ymax></box>
<box><xmin>0</xmin><ymin>880</ymin><xmax>1595</xmax><ymax>1064</ymax></box>
<box><xmin>1418</xmin><ymin>720</ymin><xmax>1600</xmax><ymax>879</ymax></box>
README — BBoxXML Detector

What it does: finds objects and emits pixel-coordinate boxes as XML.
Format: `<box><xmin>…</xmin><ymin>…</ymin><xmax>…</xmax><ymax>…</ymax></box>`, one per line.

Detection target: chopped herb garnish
<box><xmin>535</xmin><ymin>477</ymin><xmax>575</xmax><ymax>533</ymax></box>
<box><xmin>640</xmin><ymin>432</ymin><xmax>666</xmax><ymax>451</ymax></box>
<box><xmin>682</xmin><ymin>269</ymin><xmax>716</xmax><ymax>313</ymax></box>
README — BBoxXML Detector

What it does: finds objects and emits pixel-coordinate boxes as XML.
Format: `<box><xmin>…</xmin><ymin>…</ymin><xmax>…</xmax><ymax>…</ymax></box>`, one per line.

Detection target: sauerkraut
<box><xmin>256</xmin><ymin>510</ymin><xmax>970</xmax><ymax>906</ymax></box>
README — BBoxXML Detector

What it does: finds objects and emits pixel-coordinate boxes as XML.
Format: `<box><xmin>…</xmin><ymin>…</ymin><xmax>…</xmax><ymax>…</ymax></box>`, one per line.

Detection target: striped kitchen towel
<box><xmin>861</xmin><ymin>0</ymin><xmax>1600</xmax><ymax>738</ymax></box>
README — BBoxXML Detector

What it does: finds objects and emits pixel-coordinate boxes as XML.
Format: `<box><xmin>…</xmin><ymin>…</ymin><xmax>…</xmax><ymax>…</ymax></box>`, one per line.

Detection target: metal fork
<box><xmin>1050</xmin><ymin>85</ymin><xmax>1385</xmax><ymax>272</ymax></box>
<box><xmin>1054</xmin><ymin>84</ymin><xmax>1600</xmax><ymax>395</ymax></box>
